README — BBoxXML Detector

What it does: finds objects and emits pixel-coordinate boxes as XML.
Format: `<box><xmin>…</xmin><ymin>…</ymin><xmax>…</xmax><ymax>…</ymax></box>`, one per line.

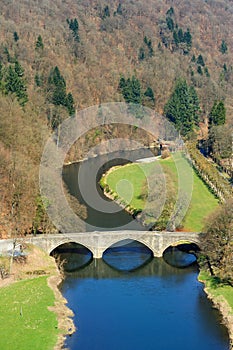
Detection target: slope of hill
<box><xmin>0</xmin><ymin>0</ymin><xmax>232</xmax><ymax>236</ymax></box>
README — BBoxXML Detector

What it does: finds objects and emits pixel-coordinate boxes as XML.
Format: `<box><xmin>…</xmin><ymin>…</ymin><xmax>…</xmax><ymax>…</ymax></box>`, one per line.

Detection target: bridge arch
<box><xmin>48</xmin><ymin>239</ymin><xmax>95</xmax><ymax>257</ymax></box>
<box><xmin>102</xmin><ymin>237</ymin><xmax>154</xmax><ymax>258</ymax></box>
<box><xmin>162</xmin><ymin>239</ymin><xmax>200</xmax><ymax>257</ymax></box>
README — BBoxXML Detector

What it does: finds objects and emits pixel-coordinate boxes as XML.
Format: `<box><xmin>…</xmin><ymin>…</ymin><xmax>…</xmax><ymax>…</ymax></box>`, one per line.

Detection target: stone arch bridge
<box><xmin>23</xmin><ymin>231</ymin><xmax>200</xmax><ymax>258</ymax></box>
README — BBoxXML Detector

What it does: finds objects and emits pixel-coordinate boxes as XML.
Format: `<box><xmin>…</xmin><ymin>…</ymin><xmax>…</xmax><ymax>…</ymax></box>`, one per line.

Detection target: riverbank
<box><xmin>100</xmin><ymin>155</ymin><xmax>219</xmax><ymax>232</ymax></box>
<box><xmin>199</xmin><ymin>271</ymin><xmax>233</xmax><ymax>350</ymax></box>
<box><xmin>0</xmin><ymin>245</ymin><xmax>75</xmax><ymax>350</ymax></box>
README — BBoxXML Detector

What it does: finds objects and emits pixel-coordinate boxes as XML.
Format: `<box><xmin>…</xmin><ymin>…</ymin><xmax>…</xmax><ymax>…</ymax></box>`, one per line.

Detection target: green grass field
<box><xmin>103</xmin><ymin>153</ymin><xmax>219</xmax><ymax>231</ymax></box>
<box><xmin>199</xmin><ymin>270</ymin><xmax>233</xmax><ymax>310</ymax></box>
<box><xmin>0</xmin><ymin>276</ymin><xmax>58</xmax><ymax>350</ymax></box>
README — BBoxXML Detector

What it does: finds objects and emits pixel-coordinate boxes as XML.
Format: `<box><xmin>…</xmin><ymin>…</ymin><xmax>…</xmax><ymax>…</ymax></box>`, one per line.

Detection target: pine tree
<box><xmin>144</xmin><ymin>87</ymin><xmax>155</xmax><ymax>107</ymax></box>
<box><xmin>102</xmin><ymin>5</ymin><xmax>110</xmax><ymax>19</ymax></box>
<box><xmin>184</xmin><ymin>28</ymin><xmax>192</xmax><ymax>48</ymax></box>
<box><xmin>220</xmin><ymin>40</ymin><xmax>228</xmax><ymax>54</ymax></box>
<box><xmin>197</xmin><ymin>65</ymin><xmax>203</xmax><ymax>75</ymax></box>
<box><xmin>166</xmin><ymin>7</ymin><xmax>174</xmax><ymax>17</ymax></box>
<box><xmin>138</xmin><ymin>47</ymin><xmax>145</xmax><ymax>61</ymax></box>
<box><xmin>164</xmin><ymin>79</ymin><xmax>200</xmax><ymax>135</ymax></box>
<box><xmin>177</xmin><ymin>28</ymin><xmax>184</xmax><ymax>42</ymax></box>
<box><xmin>66</xmin><ymin>92</ymin><xmax>75</xmax><ymax>115</ymax></box>
<box><xmin>173</xmin><ymin>30</ymin><xmax>179</xmax><ymax>46</ymax></box>
<box><xmin>209</xmin><ymin>101</ymin><xmax>226</xmax><ymax>126</ymax></box>
<box><xmin>144</xmin><ymin>87</ymin><xmax>155</xmax><ymax>103</ymax></box>
<box><xmin>68</xmin><ymin>18</ymin><xmax>80</xmax><ymax>42</ymax></box>
<box><xmin>118</xmin><ymin>75</ymin><xmax>142</xmax><ymax>105</ymax></box>
<box><xmin>197</xmin><ymin>54</ymin><xmax>205</xmax><ymax>66</ymax></box>
<box><xmin>116</xmin><ymin>3</ymin><xmax>123</xmax><ymax>15</ymax></box>
<box><xmin>14</xmin><ymin>60</ymin><xmax>24</xmax><ymax>77</ymax></box>
<box><xmin>5</xmin><ymin>64</ymin><xmax>28</xmax><ymax>106</ymax></box>
<box><xmin>13</xmin><ymin>32</ymin><xmax>19</xmax><ymax>42</ymax></box>
<box><xmin>166</xmin><ymin>16</ymin><xmax>174</xmax><ymax>31</ymax></box>
<box><xmin>35</xmin><ymin>35</ymin><xmax>44</xmax><ymax>50</ymax></box>
<box><xmin>48</xmin><ymin>66</ymin><xmax>75</xmax><ymax>115</ymax></box>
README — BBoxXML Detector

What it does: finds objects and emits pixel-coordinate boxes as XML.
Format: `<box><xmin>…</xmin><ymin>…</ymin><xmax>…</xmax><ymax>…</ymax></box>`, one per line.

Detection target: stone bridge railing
<box><xmin>2</xmin><ymin>230</ymin><xmax>201</xmax><ymax>258</ymax></box>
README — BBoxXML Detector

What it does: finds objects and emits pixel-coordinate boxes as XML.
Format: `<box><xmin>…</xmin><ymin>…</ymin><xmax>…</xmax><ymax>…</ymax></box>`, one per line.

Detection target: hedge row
<box><xmin>185</xmin><ymin>142</ymin><xmax>232</xmax><ymax>201</ymax></box>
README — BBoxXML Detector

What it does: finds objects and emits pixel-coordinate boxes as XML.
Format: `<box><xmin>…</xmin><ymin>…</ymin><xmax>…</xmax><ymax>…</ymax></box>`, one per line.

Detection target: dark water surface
<box><xmin>62</xmin><ymin>148</ymin><xmax>154</xmax><ymax>231</ymax></box>
<box><xmin>61</xmin><ymin>151</ymin><xmax>230</xmax><ymax>350</ymax></box>
<box><xmin>61</xmin><ymin>249</ymin><xmax>229</xmax><ymax>350</ymax></box>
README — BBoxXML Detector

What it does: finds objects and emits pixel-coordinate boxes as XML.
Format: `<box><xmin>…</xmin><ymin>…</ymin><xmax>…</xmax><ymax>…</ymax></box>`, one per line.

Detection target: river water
<box><xmin>60</xmin><ymin>150</ymin><xmax>230</xmax><ymax>350</ymax></box>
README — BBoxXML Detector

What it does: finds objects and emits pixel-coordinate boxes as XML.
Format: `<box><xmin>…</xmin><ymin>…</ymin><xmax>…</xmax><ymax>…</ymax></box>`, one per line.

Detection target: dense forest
<box><xmin>0</xmin><ymin>0</ymin><xmax>232</xmax><ymax>239</ymax></box>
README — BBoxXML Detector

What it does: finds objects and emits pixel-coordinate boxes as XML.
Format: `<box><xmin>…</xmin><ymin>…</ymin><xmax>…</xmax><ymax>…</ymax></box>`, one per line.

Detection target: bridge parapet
<box><xmin>19</xmin><ymin>231</ymin><xmax>200</xmax><ymax>258</ymax></box>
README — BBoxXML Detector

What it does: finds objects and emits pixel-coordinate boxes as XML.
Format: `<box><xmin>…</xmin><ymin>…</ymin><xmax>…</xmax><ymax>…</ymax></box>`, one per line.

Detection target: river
<box><xmin>60</xmin><ymin>149</ymin><xmax>230</xmax><ymax>350</ymax></box>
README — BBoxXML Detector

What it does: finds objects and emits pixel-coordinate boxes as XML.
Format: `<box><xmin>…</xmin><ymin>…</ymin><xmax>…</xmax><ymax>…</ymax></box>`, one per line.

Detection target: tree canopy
<box><xmin>164</xmin><ymin>79</ymin><xmax>200</xmax><ymax>135</ymax></box>
<box><xmin>209</xmin><ymin>100</ymin><xmax>226</xmax><ymax>126</ymax></box>
<box><xmin>200</xmin><ymin>199</ymin><xmax>233</xmax><ymax>283</ymax></box>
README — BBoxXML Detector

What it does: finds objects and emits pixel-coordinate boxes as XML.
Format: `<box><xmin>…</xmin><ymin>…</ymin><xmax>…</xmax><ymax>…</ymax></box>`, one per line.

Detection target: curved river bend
<box><xmin>60</xmin><ymin>149</ymin><xmax>230</xmax><ymax>350</ymax></box>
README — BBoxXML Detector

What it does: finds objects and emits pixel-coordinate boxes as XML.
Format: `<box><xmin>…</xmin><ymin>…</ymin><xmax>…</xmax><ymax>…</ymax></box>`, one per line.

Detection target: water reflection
<box><xmin>60</xmin><ymin>254</ymin><xmax>229</xmax><ymax>350</ymax></box>
<box><xmin>51</xmin><ymin>242</ymin><xmax>93</xmax><ymax>272</ymax></box>
<box><xmin>103</xmin><ymin>240</ymin><xmax>153</xmax><ymax>272</ymax></box>
<box><xmin>163</xmin><ymin>246</ymin><xmax>197</xmax><ymax>268</ymax></box>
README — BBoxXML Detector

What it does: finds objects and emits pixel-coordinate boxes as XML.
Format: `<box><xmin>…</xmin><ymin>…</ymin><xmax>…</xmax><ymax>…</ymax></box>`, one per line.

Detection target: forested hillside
<box><xmin>0</xmin><ymin>0</ymin><xmax>232</xmax><ymax>237</ymax></box>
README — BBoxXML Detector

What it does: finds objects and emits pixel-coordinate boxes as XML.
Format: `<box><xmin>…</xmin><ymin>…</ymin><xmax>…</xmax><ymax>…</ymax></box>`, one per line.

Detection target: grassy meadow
<box><xmin>102</xmin><ymin>153</ymin><xmax>219</xmax><ymax>231</ymax></box>
<box><xmin>0</xmin><ymin>276</ymin><xmax>58</xmax><ymax>350</ymax></box>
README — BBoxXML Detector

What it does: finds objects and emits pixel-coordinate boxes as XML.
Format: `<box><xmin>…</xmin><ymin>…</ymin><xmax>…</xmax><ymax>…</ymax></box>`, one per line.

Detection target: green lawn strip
<box><xmin>104</xmin><ymin>154</ymin><xmax>219</xmax><ymax>231</ymax></box>
<box><xmin>199</xmin><ymin>270</ymin><xmax>233</xmax><ymax>312</ymax></box>
<box><xmin>159</xmin><ymin>154</ymin><xmax>219</xmax><ymax>231</ymax></box>
<box><xmin>105</xmin><ymin>163</ymin><xmax>156</xmax><ymax>210</ymax></box>
<box><xmin>0</xmin><ymin>276</ymin><xmax>58</xmax><ymax>350</ymax></box>
<box><xmin>182</xmin><ymin>171</ymin><xmax>219</xmax><ymax>231</ymax></box>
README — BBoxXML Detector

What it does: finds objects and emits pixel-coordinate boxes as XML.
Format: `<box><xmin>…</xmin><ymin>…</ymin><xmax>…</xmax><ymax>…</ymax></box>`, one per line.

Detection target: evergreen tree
<box><xmin>177</xmin><ymin>28</ymin><xmax>184</xmax><ymax>42</ymax></box>
<box><xmin>13</xmin><ymin>32</ymin><xmax>19</xmax><ymax>42</ymax></box>
<box><xmin>138</xmin><ymin>47</ymin><xmax>145</xmax><ymax>61</ymax></box>
<box><xmin>14</xmin><ymin>60</ymin><xmax>24</xmax><ymax>77</ymax></box>
<box><xmin>48</xmin><ymin>66</ymin><xmax>66</xmax><ymax>89</ymax></box>
<box><xmin>220</xmin><ymin>40</ymin><xmax>228</xmax><ymax>54</ymax></box>
<box><xmin>197</xmin><ymin>65</ymin><xmax>203</xmax><ymax>75</ymax></box>
<box><xmin>48</xmin><ymin>66</ymin><xmax>75</xmax><ymax>115</ymax></box>
<box><xmin>102</xmin><ymin>5</ymin><xmax>110</xmax><ymax>18</ymax></box>
<box><xmin>166</xmin><ymin>16</ymin><xmax>174</xmax><ymax>31</ymax></box>
<box><xmin>119</xmin><ymin>76</ymin><xmax>126</xmax><ymax>90</ymax></box>
<box><xmin>35</xmin><ymin>35</ymin><xmax>44</xmax><ymax>50</ymax></box>
<box><xmin>66</xmin><ymin>92</ymin><xmax>75</xmax><ymax>115</ymax></box>
<box><xmin>209</xmin><ymin>101</ymin><xmax>226</xmax><ymax>126</ymax></box>
<box><xmin>147</xmin><ymin>39</ymin><xmax>154</xmax><ymax>57</ymax></box>
<box><xmin>144</xmin><ymin>87</ymin><xmax>155</xmax><ymax>107</ymax></box>
<box><xmin>4</xmin><ymin>47</ymin><xmax>11</xmax><ymax>63</ymax></box>
<box><xmin>166</xmin><ymin>7</ymin><xmax>174</xmax><ymax>17</ymax></box>
<box><xmin>184</xmin><ymin>28</ymin><xmax>192</xmax><ymax>48</ymax></box>
<box><xmin>116</xmin><ymin>3</ymin><xmax>123</xmax><ymax>15</ymax></box>
<box><xmin>48</xmin><ymin>67</ymin><xmax>67</xmax><ymax>106</ymax></box>
<box><xmin>164</xmin><ymin>79</ymin><xmax>200</xmax><ymax>135</ymax></box>
<box><xmin>5</xmin><ymin>64</ymin><xmax>28</xmax><ymax>106</ymax></box>
<box><xmin>173</xmin><ymin>30</ymin><xmax>179</xmax><ymax>46</ymax></box>
<box><xmin>197</xmin><ymin>54</ymin><xmax>205</xmax><ymax>66</ymax></box>
<box><xmin>118</xmin><ymin>75</ymin><xmax>142</xmax><ymax>105</ymax></box>
<box><xmin>67</xmin><ymin>18</ymin><xmax>80</xmax><ymax>42</ymax></box>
